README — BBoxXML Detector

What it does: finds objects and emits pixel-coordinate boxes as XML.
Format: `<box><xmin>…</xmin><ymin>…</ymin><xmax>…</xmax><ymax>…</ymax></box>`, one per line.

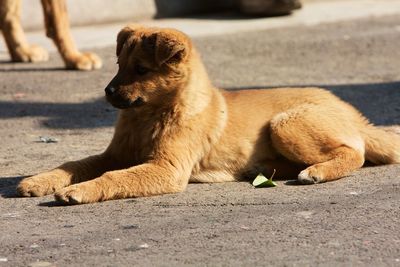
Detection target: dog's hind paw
<box><xmin>297</xmin><ymin>168</ymin><xmax>324</xmax><ymax>184</ymax></box>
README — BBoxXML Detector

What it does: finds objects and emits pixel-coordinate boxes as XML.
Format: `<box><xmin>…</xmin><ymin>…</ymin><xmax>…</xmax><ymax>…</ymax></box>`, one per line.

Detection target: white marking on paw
<box><xmin>298</xmin><ymin>169</ymin><xmax>322</xmax><ymax>184</ymax></box>
<box><xmin>298</xmin><ymin>169</ymin><xmax>310</xmax><ymax>179</ymax></box>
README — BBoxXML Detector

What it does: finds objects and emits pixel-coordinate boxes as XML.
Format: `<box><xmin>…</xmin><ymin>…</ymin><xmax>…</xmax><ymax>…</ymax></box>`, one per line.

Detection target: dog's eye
<box><xmin>135</xmin><ymin>65</ymin><xmax>150</xmax><ymax>75</ymax></box>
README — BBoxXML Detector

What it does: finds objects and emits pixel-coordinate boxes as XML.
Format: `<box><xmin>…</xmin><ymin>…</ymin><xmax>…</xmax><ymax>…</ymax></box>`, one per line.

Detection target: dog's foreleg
<box><xmin>40</xmin><ymin>0</ymin><xmax>102</xmax><ymax>70</ymax></box>
<box><xmin>54</xmin><ymin>161</ymin><xmax>190</xmax><ymax>204</ymax></box>
<box><xmin>17</xmin><ymin>154</ymin><xmax>114</xmax><ymax>197</ymax></box>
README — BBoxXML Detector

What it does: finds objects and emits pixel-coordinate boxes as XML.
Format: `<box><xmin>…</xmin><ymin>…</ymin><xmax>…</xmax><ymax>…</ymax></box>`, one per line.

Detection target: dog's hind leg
<box><xmin>296</xmin><ymin>146</ymin><xmax>365</xmax><ymax>184</ymax></box>
<box><xmin>0</xmin><ymin>0</ymin><xmax>49</xmax><ymax>62</ymax></box>
<box><xmin>269</xmin><ymin>104</ymin><xmax>365</xmax><ymax>184</ymax></box>
<box><xmin>41</xmin><ymin>0</ymin><xmax>102</xmax><ymax>70</ymax></box>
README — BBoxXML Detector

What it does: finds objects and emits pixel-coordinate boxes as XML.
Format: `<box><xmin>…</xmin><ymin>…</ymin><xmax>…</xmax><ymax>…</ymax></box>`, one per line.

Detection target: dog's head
<box><xmin>105</xmin><ymin>25</ymin><xmax>192</xmax><ymax>109</ymax></box>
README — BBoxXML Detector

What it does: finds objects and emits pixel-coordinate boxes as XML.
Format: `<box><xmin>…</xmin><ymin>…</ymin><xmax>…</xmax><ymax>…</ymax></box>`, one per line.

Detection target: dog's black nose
<box><xmin>105</xmin><ymin>86</ymin><xmax>116</xmax><ymax>96</ymax></box>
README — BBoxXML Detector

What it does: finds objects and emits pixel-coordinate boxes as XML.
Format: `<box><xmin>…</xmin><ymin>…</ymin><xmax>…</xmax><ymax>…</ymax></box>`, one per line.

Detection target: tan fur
<box><xmin>17</xmin><ymin>25</ymin><xmax>400</xmax><ymax>204</ymax></box>
<box><xmin>0</xmin><ymin>0</ymin><xmax>101</xmax><ymax>70</ymax></box>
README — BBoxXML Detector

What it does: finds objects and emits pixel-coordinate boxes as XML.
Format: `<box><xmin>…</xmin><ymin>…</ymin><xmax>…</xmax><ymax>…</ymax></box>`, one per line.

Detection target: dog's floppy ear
<box><xmin>116</xmin><ymin>25</ymin><xmax>137</xmax><ymax>57</ymax></box>
<box><xmin>150</xmin><ymin>30</ymin><xmax>189</xmax><ymax>66</ymax></box>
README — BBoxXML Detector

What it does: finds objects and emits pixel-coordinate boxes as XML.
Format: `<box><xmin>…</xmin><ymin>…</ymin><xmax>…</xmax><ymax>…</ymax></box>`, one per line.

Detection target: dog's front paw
<box><xmin>13</xmin><ymin>44</ymin><xmax>49</xmax><ymax>62</ymax></box>
<box><xmin>55</xmin><ymin>182</ymin><xmax>99</xmax><ymax>205</ymax></box>
<box><xmin>297</xmin><ymin>167</ymin><xmax>325</xmax><ymax>185</ymax></box>
<box><xmin>17</xmin><ymin>173</ymin><xmax>59</xmax><ymax>197</ymax></box>
<box><xmin>54</xmin><ymin>185</ymin><xmax>84</xmax><ymax>205</ymax></box>
<box><xmin>65</xmin><ymin>52</ymin><xmax>102</xmax><ymax>70</ymax></box>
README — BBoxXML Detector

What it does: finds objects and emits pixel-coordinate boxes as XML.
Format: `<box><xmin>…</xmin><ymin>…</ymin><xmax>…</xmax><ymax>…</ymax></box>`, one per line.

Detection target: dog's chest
<box><xmin>110</xmin><ymin>122</ymin><xmax>158</xmax><ymax>166</ymax></box>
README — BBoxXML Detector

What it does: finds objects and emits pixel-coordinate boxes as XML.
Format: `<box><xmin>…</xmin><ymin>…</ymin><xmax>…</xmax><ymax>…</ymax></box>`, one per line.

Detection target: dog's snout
<box><xmin>105</xmin><ymin>86</ymin><xmax>116</xmax><ymax>96</ymax></box>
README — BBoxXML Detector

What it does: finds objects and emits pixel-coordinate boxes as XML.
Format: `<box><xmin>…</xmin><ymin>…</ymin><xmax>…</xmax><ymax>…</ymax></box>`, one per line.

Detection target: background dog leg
<box><xmin>17</xmin><ymin>154</ymin><xmax>115</xmax><ymax>197</ymax></box>
<box><xmin>54</xmin><ymin>162</ymin><xmax>190</xmax><ymax>205</ymax></box>
<box><xmin>41</xmin><ymin>0</ymin><xmax>102</xmax><ymax>70</ymax></box>
<box><xmin>0</xmin><ymin>0</ymin><xmax>49</xmax><ymax>62</ymax></box>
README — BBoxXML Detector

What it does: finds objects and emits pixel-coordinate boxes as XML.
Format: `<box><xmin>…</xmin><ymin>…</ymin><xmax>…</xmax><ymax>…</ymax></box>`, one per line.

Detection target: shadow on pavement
<box><xmin>0</xmin><ymin>97</ymin><xmax>118</xmax><ymax>129</ymax></box>
<box><xmin>0</xmin><ymin>176</ymin><xmax>27</xmax><ymax>197</ymax></box>
<box><xmin>38</xmin><ymin>201</ymin><xmax>64</xmax><ymax>207</ymax></box>
<box><xmin>0</xmin><ymin>81</ymin><xmax>398</xmax><ymax>129</ymax></box>
<box><xmin>0</xmin><ymin>65</ymin><xmax>66</xmax><ymax>72</ymax></box>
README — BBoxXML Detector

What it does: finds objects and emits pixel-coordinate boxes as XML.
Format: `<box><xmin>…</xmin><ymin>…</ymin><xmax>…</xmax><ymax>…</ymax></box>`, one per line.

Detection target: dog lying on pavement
<box><xmin>17</xmin><ymin>25</ymin><xmax>400</xmax><ymax>204</ymax></box>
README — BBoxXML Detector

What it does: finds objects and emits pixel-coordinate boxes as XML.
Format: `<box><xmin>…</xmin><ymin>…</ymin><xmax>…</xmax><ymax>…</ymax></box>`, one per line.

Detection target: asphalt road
<box><xmin>0</xmin><ymin>14</ymin><xmax>400</xmax><ymax>267</ymax></box>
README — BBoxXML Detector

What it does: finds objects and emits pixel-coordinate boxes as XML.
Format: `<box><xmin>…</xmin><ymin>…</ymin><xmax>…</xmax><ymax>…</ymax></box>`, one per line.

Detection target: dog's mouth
<box><xmin>106</xmin><ymin>95</ymin><xmax>145</xmax><ymax>109</ymax></box>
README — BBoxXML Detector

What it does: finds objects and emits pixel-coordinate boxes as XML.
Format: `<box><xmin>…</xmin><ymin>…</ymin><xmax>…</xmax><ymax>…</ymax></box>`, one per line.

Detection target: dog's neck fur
<box><xmin>179</xmin><ymin>48</ymin><xmax>215</xmax><ymax>117</ymax></box>
<box><xmin>111</xmin><ymin>44</ymin><xmax>227</xmax><ymax>165</ymax></box>
<box><xmin>116</xmin><ymin>46</ymin><xmax>226</xmax><ymax>149</ymax></box>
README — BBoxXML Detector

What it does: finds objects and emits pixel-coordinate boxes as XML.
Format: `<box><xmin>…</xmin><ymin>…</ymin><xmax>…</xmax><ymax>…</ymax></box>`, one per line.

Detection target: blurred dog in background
<box><xmin>0</xmin><ymin>0</ymin><xmax>101</xmax><ymax>70</ymax></box>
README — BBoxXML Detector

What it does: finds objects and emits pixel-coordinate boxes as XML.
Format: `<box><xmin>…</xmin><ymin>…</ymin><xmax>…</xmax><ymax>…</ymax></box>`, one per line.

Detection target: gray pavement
<box><xmin>1</xmin><ymin>1</ymin><xmax>400</xmax><ymax>267</ymax></box>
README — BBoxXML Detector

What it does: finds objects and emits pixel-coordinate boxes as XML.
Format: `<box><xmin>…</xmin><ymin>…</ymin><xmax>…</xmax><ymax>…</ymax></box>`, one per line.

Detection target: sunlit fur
<box><xmin>17</xmin><ymin>25</ymin><xmax>400</xmax><ymax>204</ymax></box>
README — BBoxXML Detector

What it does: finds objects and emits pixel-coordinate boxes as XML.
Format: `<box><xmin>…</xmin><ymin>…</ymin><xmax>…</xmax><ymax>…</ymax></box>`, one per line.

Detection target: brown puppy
<box><xmin>17</xmin><ymin>25</ymin><xmax>400</xmax><ymax>204</ymax></box>
<box><xmin>0</xmin><ymin>0</ymin><xmax>101</xmax><ymax>70</ymax></box>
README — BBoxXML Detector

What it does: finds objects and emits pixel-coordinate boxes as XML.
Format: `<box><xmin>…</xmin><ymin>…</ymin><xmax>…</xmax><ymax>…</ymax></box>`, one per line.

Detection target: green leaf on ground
<box><xmin>252</xmin><ymin>170</ymin><xmax>277</xmax><ymax>188</ymax></box>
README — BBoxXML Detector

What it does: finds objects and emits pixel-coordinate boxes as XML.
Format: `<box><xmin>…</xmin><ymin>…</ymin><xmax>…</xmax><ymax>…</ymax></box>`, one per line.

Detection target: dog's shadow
<box><xmin>0</xmin><ymin>176</ymin><xmax>26</xmax><ymax>198</ymax></box>
<box><xmin>38</xmin><ymin>200</ymin><xmax>64</xmax><ymax>207</ymax></box>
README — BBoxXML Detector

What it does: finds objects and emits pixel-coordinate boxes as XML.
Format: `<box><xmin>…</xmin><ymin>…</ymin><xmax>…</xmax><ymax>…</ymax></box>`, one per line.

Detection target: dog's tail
<box><xmin>361</xmin><ymin>125</ymin><xmax>400</xmax><ymax>164</ymax></box>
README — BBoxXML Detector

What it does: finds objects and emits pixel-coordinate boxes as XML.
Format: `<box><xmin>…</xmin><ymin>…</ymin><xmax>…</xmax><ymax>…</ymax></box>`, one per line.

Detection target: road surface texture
<box><xmin>1</xmin><ymin>2</ymin><xmax>400</xmax><ymax>267</ymax></box>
